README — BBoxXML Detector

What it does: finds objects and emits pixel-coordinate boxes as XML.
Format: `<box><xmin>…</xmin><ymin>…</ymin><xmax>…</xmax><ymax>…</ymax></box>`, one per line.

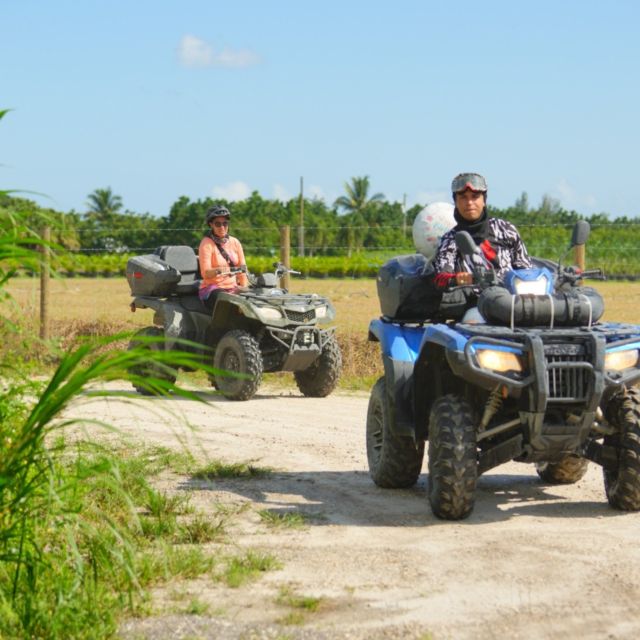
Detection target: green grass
<box><xmin>192</xmin><ymin>460</ymin><xmax>273</xmax><ymax>480</ymax></box>
<box><xmin>184</xmin><ymin>597</ymin><xmax>210</xmax><ymax>615</ymax></box>
<box><xmin>135</xmin><ymin>543</ymin><xmax>217</xmax><ymax>586</ymax></box>
<box><xmin>175</xmin><ymin>513</ymin><xmax>228</xmax><ymax>544</ymax></box>
<box><xmin>0</xmin><ymin>434</ymin><xmax>224</xmax><ymax>639</ymax></box>
<box><xmin>259</xmin><ymin>509</ymin><xmax>309</xmax><ymax>529</ymax></box>
<box><xmin>277</xmin><ymin>587</ymin><xmax>323</xmax><ymax>612</ymax></box>
<box><xmin>216</xmin><ymin>550</ymin><xmax>283</xmax><ymax>588</ymax></box>
<box><xmin>275</xmin><ymin>586</ymin><xmax>324</xmax><ymax>626</ymax></box>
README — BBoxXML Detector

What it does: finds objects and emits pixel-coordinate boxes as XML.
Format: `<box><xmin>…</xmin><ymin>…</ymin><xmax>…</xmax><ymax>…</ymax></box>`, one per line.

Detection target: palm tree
<box><xmin>334</xmin><ymin>176</ymin><xmax>385</xmax><ymax>214</ymax></box>
<box><xmin>86</xmin><ymin>187</ymin><xmax>123</xmax><ymax>217</ymax></box>
<box><xmin>334</xmin><ymin>176</ymin><xmax>385</xmax><ymax>256</ymax></box>
<box><xmin>85</xmin><ymin>187</ymin><xmax>125</xmax><ymax>250</ymax></box>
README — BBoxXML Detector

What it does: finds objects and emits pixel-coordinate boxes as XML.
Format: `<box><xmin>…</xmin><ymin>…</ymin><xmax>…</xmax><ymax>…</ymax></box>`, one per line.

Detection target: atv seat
<box><xmin>154</xmin><ymin>245</ymin><xmax>201</xmax><ymax>295</ymax></box>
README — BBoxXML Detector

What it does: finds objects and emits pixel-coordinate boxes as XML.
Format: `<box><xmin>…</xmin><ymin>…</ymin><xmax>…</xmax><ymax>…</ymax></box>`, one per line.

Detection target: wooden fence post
<box><xmin>574</xmin><ymin>244</ymin><xmax>585</xmax><ymax>272</ymax></box>
<box><xmin>280</xmin><ymin>225</ymin><xmax>291</xmax><ymax>290</ymax></box>
<box><xmin>298</xmin><ymin>176</ymin><xmax>305</xmax><ymax>257</ymax></box>
<box><xmin>40</xmin><ymin>225</ymin><xmax>51</xmax><ymax>340</ymax></box>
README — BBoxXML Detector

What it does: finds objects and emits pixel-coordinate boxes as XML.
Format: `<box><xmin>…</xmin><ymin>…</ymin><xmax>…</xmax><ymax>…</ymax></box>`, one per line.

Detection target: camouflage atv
<box><xmin>126</xmin><ymin>245</ymin><xmax>341</xmax><ymax>401</ymax></box>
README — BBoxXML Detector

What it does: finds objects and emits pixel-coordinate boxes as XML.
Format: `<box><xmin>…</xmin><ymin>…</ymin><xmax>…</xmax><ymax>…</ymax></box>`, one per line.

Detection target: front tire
<box><xmin>294</xmin><ymin>336</ymin><xmax>342</xmax><ymax>397</ymax></box>
<box><xmin>536</xmin><ymin>455</ymin><xmax>589</xmax><ymax>484</ymax></box>
<box><xmin>428</xmin><ymin>394</ymin><xmax>478</xmax><ymax>520</ymax></box>
<box><xmin>213</xmin><ymin>330</ymin><xmax>263</xmax><ymax>401</ymax></box>
<box><xmin>128</xmin><ymin>326</ymin><xmax>177</xmax><ymax>396</ymax></box>
<box><xmin>366</xmin><ymin>377</ymin><xmax>424</xmax><ymax>488</ymax></box>
<box><xmin>602</xmin><ymin>387</ymin><xmax>640</xmax><ymax>511</ymax></box>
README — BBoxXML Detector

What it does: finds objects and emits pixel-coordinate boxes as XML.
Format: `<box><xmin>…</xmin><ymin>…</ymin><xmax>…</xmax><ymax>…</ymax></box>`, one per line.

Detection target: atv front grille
<box><xmin>285</xmin><ymin>309</ymin><xmax>316</xmax><ymax>323</ymax></box>
<box><xmin>545</xmin><ymin>352</ymin><xmax>591</xmax><ymax>402</ymax></box>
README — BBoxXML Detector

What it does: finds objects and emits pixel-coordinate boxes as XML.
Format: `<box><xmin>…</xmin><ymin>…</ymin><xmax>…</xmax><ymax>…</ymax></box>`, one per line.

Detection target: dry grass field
<box><xmin>7</xmin><ymin>275</ymin><xmax>640</xmax><ymax>327</ymax></box>
<box><xmin>4</xmin><ymin>276</ymin><xmax>383</xmax><ymax>384</ymax></box>
<box><xmin>5</xmin><ymin>276</ymin><xmax>640</xmax><ymax>384</ymax></box>
<box><xmin>5</xmin><ymin>276</ymin><xmax>378</xmax><ymax>332</ymax></box>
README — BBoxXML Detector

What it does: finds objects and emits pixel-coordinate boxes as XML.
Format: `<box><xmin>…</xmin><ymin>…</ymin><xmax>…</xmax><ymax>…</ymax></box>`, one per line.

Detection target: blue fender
<box><xmin>368</xmin><ymin>318</ymin><xmax>426</xmax><ymax>363</ymax></box>
<box><xmin>419</xmin><ymin>323</ymin><xmax>469</xmax><ymax>356</ymax></box>
<box><xmin>368</xmin><ymin>319</ymin><xmax>471</xmax><ymax>363</ymax></box>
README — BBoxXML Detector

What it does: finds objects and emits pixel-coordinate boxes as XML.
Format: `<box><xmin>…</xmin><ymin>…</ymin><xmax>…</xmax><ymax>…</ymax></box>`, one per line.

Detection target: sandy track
<box><xmin>65</xmin><ymin>383</ymin><xmax>640</xmax><ymax>639</ymax></box>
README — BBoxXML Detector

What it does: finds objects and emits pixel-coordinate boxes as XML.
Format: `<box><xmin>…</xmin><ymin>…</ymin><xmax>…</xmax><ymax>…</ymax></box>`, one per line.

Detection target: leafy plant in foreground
<box><xmin>0</xmin><ymin>194</ymin><xmax>225</xmax><ymax>637</ymax></box>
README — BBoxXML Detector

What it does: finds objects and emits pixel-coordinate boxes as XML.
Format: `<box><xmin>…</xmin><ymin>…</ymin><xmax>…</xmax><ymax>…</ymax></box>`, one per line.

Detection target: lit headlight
<box><xmin>315</xmin><ymin>305</ymin><xmax>327</xmax><ymax>318</ymax></box>
<box><xmin>605</xmin><ymin>349</ymin><xmax>639</xmax><ymax>371</ymax></box>
<box><xmin>476</xmin><ymin>349</ymin><xmax>523</xmax><ymax>373</ymax></box>
<box><xmin>504</xmin><ymin>267</ymin><xmax>554</xmax><ymax>295</ymax></box>
<box><xmin>259</xmin><ymin>307</ymin><xmax>283</xmax><ymax>320</ymax></box>
<box><xmin>512</xmin><ymin>275</ymin><xmax>551</xmax><ymax>295</ymax></box>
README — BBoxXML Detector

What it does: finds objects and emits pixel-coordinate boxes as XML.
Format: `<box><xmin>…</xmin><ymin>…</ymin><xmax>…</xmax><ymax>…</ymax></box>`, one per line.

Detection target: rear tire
<box><xmin>536</xmin><ymin>455</ymin><xmax>589</xmax><ymax>484</ymax></box>
<box><xmin>213</xmin><ymin>330</ymin><xmax>263</xmax><ymax>401</ymax></box>
<box><xmin>294</xmin><ymin>336</ymin><xmax>342</xmax><ymax>397</ymax></box>
<box><xmin>428</xmin><ymin>394</ymin><xmax>477</xmax><ymax>520</ymax></box>
<box><xmin>128</xmin><ymin>326</ymin><xmax>177</xmax><ymax>396</ymax></box>
<box><xmin>602</xmin><ymin>387</ymin><xmax>640</xmax><ymax>511</ymax></box>
<box><xmin>366</xmin><ymin>377</ymin><xmax>424</xmax><ymax>488</ymax></box>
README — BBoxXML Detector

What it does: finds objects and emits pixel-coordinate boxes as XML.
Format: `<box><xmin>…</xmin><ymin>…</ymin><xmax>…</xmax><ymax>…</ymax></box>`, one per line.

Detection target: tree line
<box><xmin>2</xmin><ymin>178</ymin><xmax>640</xmax><ymax>270</ymax></box>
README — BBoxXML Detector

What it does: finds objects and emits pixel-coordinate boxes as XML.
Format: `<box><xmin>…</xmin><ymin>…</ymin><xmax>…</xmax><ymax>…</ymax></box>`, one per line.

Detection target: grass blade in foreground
<box><xmin>0</xmin><ymin>333</ymin><xmax>223</xmax><ymax>639</ymax></box>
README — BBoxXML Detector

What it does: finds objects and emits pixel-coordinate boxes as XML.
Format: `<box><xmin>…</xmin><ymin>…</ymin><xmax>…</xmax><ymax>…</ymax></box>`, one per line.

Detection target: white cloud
<box><xmin>211</xmin><ymin>181</ymin><xmax>251</xmax><ymax>201</ymax></box>
<box><xmin>552</xmin><ymin>178</ymin><xmax>597</xmax><ymax>211</ymax></box>
<box><xmin>273</xmin><ymin>184</ymin><xmax>291</xmax><ymax>202</ymax></box>
<box><xmin>178</xmin><ymin>35</ymin><xmax>212</xmax><ymax>68</ymax></box>
<box><xmin>215</xmin><ymin>47</ymin><xmax>261</xmax><ymax>68</ymax></box>
<box><xmin>177</xmin><ymin>35</ymin><xmax>260</xmax><ymax>68</ymax></box>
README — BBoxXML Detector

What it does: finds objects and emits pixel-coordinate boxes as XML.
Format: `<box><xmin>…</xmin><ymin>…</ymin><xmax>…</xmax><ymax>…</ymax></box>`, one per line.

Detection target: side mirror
<box><xmin>455</xmin><ymin>231</ymin><xmax>481</xmax><ymax>257</ymax></box>
<box><xmin>571</xmin><ymin>220</ymin><xmax>590</xmax><ymax>247</ymax></box>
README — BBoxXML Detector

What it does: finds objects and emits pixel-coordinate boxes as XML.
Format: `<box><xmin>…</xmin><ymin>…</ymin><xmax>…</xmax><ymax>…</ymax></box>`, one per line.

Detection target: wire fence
<box><xmin>36</xmin><ymin>220</ymin><xmax>640</xmax><ymax>278</ymax></box>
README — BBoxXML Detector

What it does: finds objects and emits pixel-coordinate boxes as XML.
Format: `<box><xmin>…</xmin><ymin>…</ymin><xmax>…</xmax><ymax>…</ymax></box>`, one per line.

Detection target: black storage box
<box><xmin>126</xmin><ymin>254</ymin><xmax>181</xmax><ymax>296</ymax></box>
<box><xmin>376</xmin><ymin>254</ymin><xmax>441</xmax><ymax>320</ymax></box>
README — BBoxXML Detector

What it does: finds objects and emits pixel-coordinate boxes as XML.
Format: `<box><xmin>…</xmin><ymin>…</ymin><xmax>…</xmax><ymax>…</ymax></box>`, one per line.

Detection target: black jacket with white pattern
<box><xmin>433</xmin><ymin>217</ymin><xmax>532</xmax><ymax>286</ymax></box>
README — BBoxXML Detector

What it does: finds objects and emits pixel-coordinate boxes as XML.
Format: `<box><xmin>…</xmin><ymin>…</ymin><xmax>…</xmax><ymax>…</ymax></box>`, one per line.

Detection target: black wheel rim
<box><xmin>222</xmin><ymin>348</ymin><xmax>241</xmax><ymax>373</ymax></box>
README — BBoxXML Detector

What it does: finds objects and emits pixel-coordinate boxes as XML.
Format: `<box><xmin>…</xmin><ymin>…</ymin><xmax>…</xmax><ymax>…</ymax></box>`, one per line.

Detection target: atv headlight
<box><xmin>605</xmin><ymin>348</ymin><xmax>639</xmax><ymax>371</ymax></box>
<box><xmin>259</xmin><ymin>307</ymin><xmax>283</xmax><ymax>320</ymax></box>
<box><xmin>476</xmin><ymin>349</ymin><xmax>524</xmax><ymax>373</ymax></box>
<box><xmin>512</xmin><ymin>275</ymin><xmax>551</xmax><ymax>295</ymax></box>
<box><xmin>504</xmin><ymin>267</ymin><xmax>554</xmax><ymax>295</ymax></box>
<box><xmin>315</xmin><ymin>305</ymin><xmax>327</xmax><ymax>318</ymax></box>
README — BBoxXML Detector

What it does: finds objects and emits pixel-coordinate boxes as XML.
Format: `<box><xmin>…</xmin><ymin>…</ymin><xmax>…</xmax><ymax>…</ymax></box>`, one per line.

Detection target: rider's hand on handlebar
<box><xmin>455</xmin><ymin>272</ymin><xmax>473</xmax><ymax>286</ymax></box>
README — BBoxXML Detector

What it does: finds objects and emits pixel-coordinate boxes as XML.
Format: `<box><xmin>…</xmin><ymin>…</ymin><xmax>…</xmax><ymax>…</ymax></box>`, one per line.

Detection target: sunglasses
<box><xmin>213</xmin><ymin>220</ymin><xmax>229</xmax><ymax>228</ymax></box>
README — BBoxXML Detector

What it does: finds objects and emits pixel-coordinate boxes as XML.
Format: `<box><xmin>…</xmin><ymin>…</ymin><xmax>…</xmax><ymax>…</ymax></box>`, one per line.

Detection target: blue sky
<box><xmin>2</xmin><ymin>0</ymin><xmax>640</xmax><ymax>218</ymax></box>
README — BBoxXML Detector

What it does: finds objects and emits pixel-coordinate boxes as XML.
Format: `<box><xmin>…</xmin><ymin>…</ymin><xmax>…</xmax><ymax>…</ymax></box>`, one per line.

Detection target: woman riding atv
<box><xmin>198</xmin><ymin>204</ymin><xmax>248</xmax><ymax>309</ymax></box>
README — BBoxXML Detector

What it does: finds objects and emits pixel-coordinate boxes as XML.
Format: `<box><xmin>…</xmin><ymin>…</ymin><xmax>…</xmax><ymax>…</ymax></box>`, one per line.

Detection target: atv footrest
<box><xmin>478</xmin><ymin>434</ymin><xmax>523</xmax><ymax>475</ymax></box>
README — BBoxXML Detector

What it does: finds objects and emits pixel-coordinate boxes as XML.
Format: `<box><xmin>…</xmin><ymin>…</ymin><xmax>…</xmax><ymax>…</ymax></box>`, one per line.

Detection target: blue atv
<box><xmin>366</xmin><ymin>221</ymin><xmax>640</xmax><ymax>520</ymax></box>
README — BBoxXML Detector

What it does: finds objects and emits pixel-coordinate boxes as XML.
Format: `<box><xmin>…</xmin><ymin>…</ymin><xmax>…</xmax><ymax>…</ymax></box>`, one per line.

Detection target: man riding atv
<box><xmin>367</xmin><ymin>179</ymin><xmax>640</xmax><ymax>520</ymax></box>
<box><xmin>432</xmin><ymin>172</ymin><xmax>532</xmax><ymax>291</ymax></box>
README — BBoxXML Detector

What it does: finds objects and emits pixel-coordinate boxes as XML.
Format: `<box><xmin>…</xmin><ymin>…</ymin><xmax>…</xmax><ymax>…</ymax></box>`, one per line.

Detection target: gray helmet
<box><xmin>451</xmin><ymin>172</ymin><xmax>488</xmax><ymax>195</ymax></box>
<box><xmin>205</xmin><ymin>205</ymin><xmax>231</xmax><ymax>225</ymax></box>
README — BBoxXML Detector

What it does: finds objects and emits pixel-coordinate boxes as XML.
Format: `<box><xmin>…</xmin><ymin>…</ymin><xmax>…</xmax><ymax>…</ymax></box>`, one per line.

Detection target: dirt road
<box><xmin>66</xmin><ymin>383</ymin><xmax>640</xmax><ymax>639</ymax></box>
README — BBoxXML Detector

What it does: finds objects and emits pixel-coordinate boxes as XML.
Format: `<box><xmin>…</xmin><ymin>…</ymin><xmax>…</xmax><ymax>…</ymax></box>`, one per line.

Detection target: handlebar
<box><xmin>557</xmin><ymin>265</ymin><xmax>606</xmax><ymax>285</ymax></box>
<box><xmin>212</xmin><ymin>265</ymin><xmax>248</xmax><ymax>276</ymax></box>
<box><xmin>215</xmin><ymin>263</ymin><xmax>301</xmax><ymax>280</ymax></box>
<box><xmin>579</xmin><ymin>268</ymin><xmax>605</xmax><ymax>280</ymax></box>
<box><xmin>273</xmin><ymin>262</ymin><xmax>301</xmax><ymax>276</ymax></box>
